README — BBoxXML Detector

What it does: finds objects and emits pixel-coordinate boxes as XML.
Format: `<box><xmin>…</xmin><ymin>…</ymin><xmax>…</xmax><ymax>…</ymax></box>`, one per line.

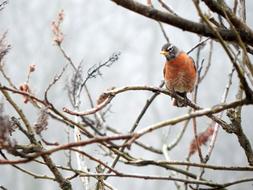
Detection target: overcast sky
<box><xmin>0</xmin><ymin>1</ymin><xmax>253</xmax><ymax>189</ymax></box>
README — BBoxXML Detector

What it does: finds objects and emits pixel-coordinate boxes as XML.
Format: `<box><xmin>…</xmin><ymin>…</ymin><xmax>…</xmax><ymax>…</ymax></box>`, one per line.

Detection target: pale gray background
<box><xmin>0</xmin><ymin>0</ymin><xmax>253</xmax><ymax>189</ymax></box>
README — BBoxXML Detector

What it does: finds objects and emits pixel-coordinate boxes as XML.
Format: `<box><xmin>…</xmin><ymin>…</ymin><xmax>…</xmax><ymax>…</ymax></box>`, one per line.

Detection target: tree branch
<box><xmin>110</xmin><ymin>0</ymin><xmax>253</xmax><ymax>46</ymax></box>
<box><xmin>202</xmin><ymin>0</ymin><xmax>253</xmax><ymax>40</ymax></box>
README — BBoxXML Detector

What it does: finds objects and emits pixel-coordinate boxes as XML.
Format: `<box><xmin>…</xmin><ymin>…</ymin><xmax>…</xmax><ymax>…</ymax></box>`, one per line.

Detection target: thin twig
<box><xmin>44</xmin><ymin>63</ymin><xmax>68</xmax><ymax>101</ymax></box>
<box><xmin>157</xmin><ymin>22</ymin><xmax>170</xmax><ymax>43</ymax></box>
<box><xmin>199</xmin><ymin>40</ymin><xmax>213</xmax><ymax>83</ymax></box>
<box><xmin>79</xmin><ymin>173</ymin><xmax>222</xmax><ymax>188</ymax></box>
<box><xmin>63</xmin><ymin>95</ymin><xmax>114</xmax><ymax>116</ymax></box>
<box><xmin>166</xmin><ymin>116</ymin><xmax>190</xmax><ymax>150</ymax></box>
<box><xmin>204</xmin><ymin>67</ymin><xmax>235</xmax><ymax>162</ymax></box>
<box><xmin>190</xmin><ymin>37</ymin><xmax>205</xmax><ymax>163</ymax></box>
<box><xmin>107</xmin><ymin>126</ymin><xmax>163</xmax><ymax>154</ymax></box>
<box><xmin>127</xmin><ymin>159</ymin><xmax>253</xmax><ymax>171</ymax></box>
<box><xmin>187</xmin><ymin>38</ymin><xmax>210</xmax><ymax>55</ymax></box>
<box><xmin>58</xmin><ymin>44</ymin><xmax>77</xmax><ymax>71</ymax></box>
<box><xmin>71</xmin><ymin>148</ymin><xmax>120</xmax><ymax>175</ymax></box>
<box><xmin>109</xmin><ymin>82</ymin><xmax>164</xmax><ymax>171</ymax></box>
<box><xmin>0</xmin><ymin>1</ymin><xmax>8</xmax><ymax>11</ymax></box>
<box><xmin>157</xmin><ymin>0</ymin><xmax>177</xmax><ymax>15</ymax></box>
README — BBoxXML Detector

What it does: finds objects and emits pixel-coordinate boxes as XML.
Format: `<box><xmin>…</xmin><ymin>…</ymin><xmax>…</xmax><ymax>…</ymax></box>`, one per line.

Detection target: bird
<box><xmin>160</xmin><ymin>43</ymin><xmax>197</xmax><ymax>107</ymax></box>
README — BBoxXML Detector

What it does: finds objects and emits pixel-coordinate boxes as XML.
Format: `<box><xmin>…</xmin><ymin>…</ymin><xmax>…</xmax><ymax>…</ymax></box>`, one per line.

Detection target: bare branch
<box><xmin>63</xmin><ymin>95</ymin><xmax>114</xmax><ymax>116</ymax></box>
<box><xmin>79</xmin><ymin>52</ymin><xmax>120</xmax><ymax>92</ymax></box>
<box><xmin>125</xmin><ymin>97</ymin><xmax>248</xmax><ymax>147</ymax></box>
<box><xmin>110</xmin><ymin>0</ymin><xmax>253</xmax><ymax>46</ymax></box>
<box><xmin>0</xmin><ymin>1</ymin><xmax>8</xmax><ymax>11</ymax></box>
<box><xmin>0</xmin><ymin>134</ymin><xmax>133</xmax><ymax>165</ymax></box>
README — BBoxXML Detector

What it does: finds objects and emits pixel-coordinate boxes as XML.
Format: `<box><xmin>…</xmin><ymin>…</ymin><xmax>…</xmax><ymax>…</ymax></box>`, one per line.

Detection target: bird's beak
<box><xmin>160</xmin><ymin>51</ymin><xmax>168</xmax><ymax>55</ymax></box>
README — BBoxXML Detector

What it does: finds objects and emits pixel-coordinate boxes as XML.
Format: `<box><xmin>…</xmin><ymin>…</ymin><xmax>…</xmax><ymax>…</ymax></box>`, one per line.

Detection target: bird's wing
<box><xmin>190</xmin><ymin>56</ymin><xmax>197</xmax><ymax>72</ymax></box>
<box><xmin>163</xmin><ymin>64</ymin><xmax>166</xmax><ymax>78</ymax></box>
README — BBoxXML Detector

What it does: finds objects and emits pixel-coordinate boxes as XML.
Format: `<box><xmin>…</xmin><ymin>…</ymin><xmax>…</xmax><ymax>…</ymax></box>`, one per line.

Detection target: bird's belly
<box><xmin>165</xmin><ymin>72</ymin><xmax>194</xmax><ymax>93</ymax></box>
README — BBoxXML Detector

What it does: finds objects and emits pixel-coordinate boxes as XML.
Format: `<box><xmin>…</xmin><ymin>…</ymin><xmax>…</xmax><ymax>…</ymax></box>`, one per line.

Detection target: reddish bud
<box><xmin>29</xmin><ymin>64</ymin><xmax>36</xmax><ymax>73</ymax></box>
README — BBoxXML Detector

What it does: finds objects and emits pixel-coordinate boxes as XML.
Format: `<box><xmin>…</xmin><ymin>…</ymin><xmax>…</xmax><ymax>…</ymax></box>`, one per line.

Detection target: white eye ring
<box><xmin>167</xmin><ymin>47</ymin><xmax>174</xmax><ymax>52</ymax></box>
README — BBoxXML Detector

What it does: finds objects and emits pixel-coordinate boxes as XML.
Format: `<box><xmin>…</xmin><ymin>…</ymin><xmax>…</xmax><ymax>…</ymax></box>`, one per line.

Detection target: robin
<box><xmin>160</xmin><ymin>43</ymin><xmax>197</xmax><ymax>107</ymax></box>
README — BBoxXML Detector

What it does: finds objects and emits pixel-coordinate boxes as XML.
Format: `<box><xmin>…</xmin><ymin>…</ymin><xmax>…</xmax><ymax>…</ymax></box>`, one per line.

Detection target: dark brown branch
<box><xmin>201</xmin><ymin>0</ymin><xmax>253</xmax><ymax>41</ymax></box>
<box><xmin>79</xmin><ymin>173</ymin><xmax>221</xmax><ymax>188</ymax></box>
<box><xmin>127</xmin><ymin>159</ymin><xmax>253</xmax><ymax>171</ymax></box>
<box><xmin>124</xmin><ymin>98</ymin><xmax>249</xmax><ymax>147</ymax></box>
<box><xmin>0</xmin><ymin>134</ymin><xmax>132</xmax><ymax>165</ymax></box>
<box><xmin>41</xmin><ymin>154</ymin><xmax>72</xmax><ymax>190</ymax></box>
<box><xmin>110</xmin><ymin>0</ymin><xmax>253</xmax><ymax>45</ymax></box>
<box><xmin>0</xmin><ymin>1</ymin><xmax>8</xmax><ymax>12</ymax></box>
<box><xmin>0</xmin><ymin>86</ymin><xmax>72</xmax><ymax>190</ymax></box>
<box><xmin>227</xmin><ymin>109</ymin><xmax>253</xmax><ymax>165</ymax></box>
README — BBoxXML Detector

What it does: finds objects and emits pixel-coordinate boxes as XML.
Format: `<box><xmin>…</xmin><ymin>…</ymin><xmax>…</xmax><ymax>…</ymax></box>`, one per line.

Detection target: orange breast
<box><xmin>163</xmin><ymin>52</ymin><xmax>197</xmax><ymax>93</ymax></box>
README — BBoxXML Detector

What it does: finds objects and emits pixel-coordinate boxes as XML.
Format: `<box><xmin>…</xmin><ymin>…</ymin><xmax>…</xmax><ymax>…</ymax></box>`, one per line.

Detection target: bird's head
<box><xmin>160</xmin><ymin>43</ymin><xmax>179</xmax><ymax>61</ymax></box>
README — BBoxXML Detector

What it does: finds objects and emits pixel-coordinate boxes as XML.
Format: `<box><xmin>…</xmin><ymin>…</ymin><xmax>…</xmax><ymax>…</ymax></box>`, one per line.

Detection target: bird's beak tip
<box><xmin>160</xmin><ymin>51</ymin><xmax>167</xmax><ymax>55</ymax></box>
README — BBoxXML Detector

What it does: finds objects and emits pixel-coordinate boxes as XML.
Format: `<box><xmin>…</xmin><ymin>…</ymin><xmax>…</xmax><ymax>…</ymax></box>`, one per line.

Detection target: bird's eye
<box><xmin>167</xmin><ymin>47</ymin><xmax>174</xmax><ymax>52</ymax></box>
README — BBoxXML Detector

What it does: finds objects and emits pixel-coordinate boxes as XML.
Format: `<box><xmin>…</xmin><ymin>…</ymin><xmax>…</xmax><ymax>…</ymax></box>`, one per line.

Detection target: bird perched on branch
<box><xmin>160</xmin><ymin>43</ymin><xmax>197</xmax><ymax>107</ymax></box>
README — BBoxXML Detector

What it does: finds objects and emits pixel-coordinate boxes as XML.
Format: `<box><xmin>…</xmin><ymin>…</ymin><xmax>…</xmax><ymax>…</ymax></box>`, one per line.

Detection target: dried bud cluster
<box><xmin>34</xmin><ymin>108</ymin><xmax>49</xmax><ymax>135</ymax></box>
<box><xmin>29</xmin><ymin>64</ymin><xmax>36</xmax><ymax>73</ymax></box>
<box><xmin>96</xmin><ymin>87</ymin><xmax>115</xmax><ymax>105</ymax></box>
<box><xmin>189</xmin><ymin>127</ymin><xmax>214</xmax><ymax>157</ymax></box>
<box><xmin>19</xmin><ymin>83</ymin><xmax>31</xmax><ymax>103</ymax></box>
<box><xmin>96</xmin><ymin>93</ymin><xmax>110</xmax><ymax>105</ymax></box>
<box><xmin>51</xmin><ymin>10</ymin><xmax>64</xmax><ymax>45</ymax></box>
<box><xmin>0</xmin><ymin>32</ymin><xmax>10</xmax><ymax>62</ymax></box>
<box><xmin>0</xmin><ymin>104</ymin><xmax>16</xmax><ymax>149</ymax></box>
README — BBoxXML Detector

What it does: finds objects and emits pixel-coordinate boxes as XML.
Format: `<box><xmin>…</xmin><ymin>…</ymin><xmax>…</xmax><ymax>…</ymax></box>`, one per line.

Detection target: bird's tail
<box><xmin>173</xmin><ymin>92</ymin><xmax>187</xmax><ymax>107</ymax></box>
